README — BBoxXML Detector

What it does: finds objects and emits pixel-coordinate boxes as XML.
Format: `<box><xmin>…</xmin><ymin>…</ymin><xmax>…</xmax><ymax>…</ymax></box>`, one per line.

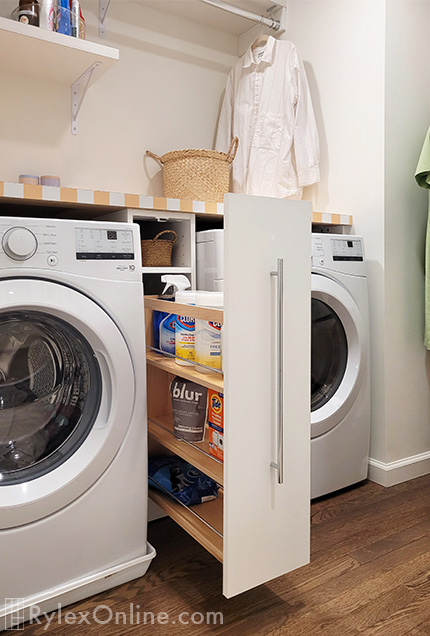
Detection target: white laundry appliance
<box><xmin>196</xmin><ymin>229</ymin><xmax>370</xmax><ymax>499</ymax></box>
<box><xmin>196</xmin><ymin>229</ymin><xmax>224</xmax><ymax>291</ymax></box>
<box><xmin>0</xmin><ymin>217</ymin><xmax>155</xmax><ymax>630</ymax></box>
<box><xmin>311</xmin><ymin>233</ymin><xmax>370</xmax><ymax>499</ymax></box>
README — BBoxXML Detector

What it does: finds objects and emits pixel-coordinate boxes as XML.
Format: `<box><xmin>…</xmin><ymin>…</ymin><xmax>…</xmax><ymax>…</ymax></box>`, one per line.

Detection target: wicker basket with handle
<box><xmin>146</xmin><ymin>137</ymin><xmax>239</xmax><ymax>202</ymax></box>
<box><xmin>141</xmin><ymin>230</ymin><xmax>177</xmax><ymax>267</ymax></box>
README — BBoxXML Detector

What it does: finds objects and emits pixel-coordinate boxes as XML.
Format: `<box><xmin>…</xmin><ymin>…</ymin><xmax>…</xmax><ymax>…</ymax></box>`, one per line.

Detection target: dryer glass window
<box><xmin>0</xmin><ymin>311</ymin><xmax>102</xmax><ymax>484</ymax></box>
<box><xmin>311</xmin><ymin>299</ymin><xmax>348</xmax><ymax>411</ymax></box>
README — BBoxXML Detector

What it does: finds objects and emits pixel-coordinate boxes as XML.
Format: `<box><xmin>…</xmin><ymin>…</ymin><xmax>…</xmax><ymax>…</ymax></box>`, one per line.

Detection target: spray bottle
<box><xmin>153</xmin><ymin>275</ymin><xmax>190</xmax><ymax>356</ymax></box>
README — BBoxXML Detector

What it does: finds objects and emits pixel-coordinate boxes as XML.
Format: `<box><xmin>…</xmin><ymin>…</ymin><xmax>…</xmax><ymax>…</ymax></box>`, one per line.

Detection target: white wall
<box><xmin>284</xmin><ymin>0</ymin><xmax>388</xmax><ymax>462</ymax></box>
<box><xmin>287</xmin><ymin>0</ymin><xmax>430</xmax><ymax>481</ymax></box>
<box><xmin>384</xmin><ymin>0</ymin><xmax>430</xmax><ymax>463</ymax></box>
<box><xmin>0</xmin><ymin>0</ymin><xmax>237</xmax><ymax>194</ymax></box>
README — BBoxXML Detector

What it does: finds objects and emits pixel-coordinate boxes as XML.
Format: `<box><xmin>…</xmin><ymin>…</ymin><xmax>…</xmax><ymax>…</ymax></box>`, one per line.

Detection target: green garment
<box><xmin>415</xmin><ymin>125</ymin><xmax>430</xmax><ymax>349</ymax></box>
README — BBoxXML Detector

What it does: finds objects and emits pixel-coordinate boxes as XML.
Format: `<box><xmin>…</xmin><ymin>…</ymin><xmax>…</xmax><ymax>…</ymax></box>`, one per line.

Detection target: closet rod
<box><xmin>200</xmin><ymin>0</ymin><xmax>282</xmax><ymax>31</ymax></box>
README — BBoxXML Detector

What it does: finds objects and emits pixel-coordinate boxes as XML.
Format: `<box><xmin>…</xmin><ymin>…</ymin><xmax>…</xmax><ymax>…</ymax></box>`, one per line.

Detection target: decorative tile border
<box><xmin>0</xmin><ymin>181</ymin><xmax>353</xmax><ymax>225</ymax></box>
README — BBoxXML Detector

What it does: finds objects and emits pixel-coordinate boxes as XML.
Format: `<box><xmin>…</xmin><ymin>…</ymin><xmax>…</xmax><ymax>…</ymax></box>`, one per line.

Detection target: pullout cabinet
<box><xmin>144</xmin><ymin>193</ymin><xmax>312</xmax><ymax>598</ymax></box>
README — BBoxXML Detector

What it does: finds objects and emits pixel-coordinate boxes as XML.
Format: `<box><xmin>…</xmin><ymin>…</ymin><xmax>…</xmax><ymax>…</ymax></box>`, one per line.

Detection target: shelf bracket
<box><xmin>99</xmin><ymin>0</ymin><xmax>111</xmax><ymax>37</ymax></box>
<box><xmin>71</xmin><ymin>62</ymin><xmax>101</xmax><ymax>135</ymax></box>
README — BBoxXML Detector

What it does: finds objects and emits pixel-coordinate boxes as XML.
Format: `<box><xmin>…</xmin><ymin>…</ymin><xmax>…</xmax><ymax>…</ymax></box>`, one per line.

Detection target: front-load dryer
<box><xmin>0</xmin><ymin>217</ymin><xmax>155</xmax><ymax>629</ymax></box>
<box><xmin>311</xmin><ymin>233</ymin><xmax>370</xmax><ymax>499</ymax></box>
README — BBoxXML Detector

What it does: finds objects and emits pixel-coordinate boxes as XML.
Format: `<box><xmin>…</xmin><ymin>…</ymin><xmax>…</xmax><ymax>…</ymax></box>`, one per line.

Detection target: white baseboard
<box><xmin>368</xmin><ymin>451</ymin><xmax>430</xmax><ymax>487</ymax></box>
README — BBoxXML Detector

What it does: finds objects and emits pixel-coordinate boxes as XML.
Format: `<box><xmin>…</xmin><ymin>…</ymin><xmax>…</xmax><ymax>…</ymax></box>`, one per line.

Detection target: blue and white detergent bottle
<box><xmin>153</xmin><ymin>275</ymin><xmax>191</xmax><ymax>355</ymax></box>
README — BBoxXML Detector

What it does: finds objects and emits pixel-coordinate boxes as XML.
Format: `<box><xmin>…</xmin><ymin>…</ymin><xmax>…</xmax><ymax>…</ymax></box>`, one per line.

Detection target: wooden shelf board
<box><xmin>145</xmin><ymin>296</ymin><xmax>223</xmax><ymax>323</ymax></box>
<box><xmin>148</xmin><ymin>488</ymin><xmax>223</xmax><ymax>563</ymax></box>
<box><xmin>146</xmin><ymin>350</ymin><xmax>223</xmax><ymax>392</ymax></box>
<box><xmin>148</xmin><ymin>416</ymin><xmax>223</xmax><ymax>485</ymax></box>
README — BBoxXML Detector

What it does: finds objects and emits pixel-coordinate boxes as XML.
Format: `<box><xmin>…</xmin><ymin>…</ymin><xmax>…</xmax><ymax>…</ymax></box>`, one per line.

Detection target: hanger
<box><xmin>251</xmin><ymin>33</ymin><xmax>269</xmax><ymax>51</ymax></box>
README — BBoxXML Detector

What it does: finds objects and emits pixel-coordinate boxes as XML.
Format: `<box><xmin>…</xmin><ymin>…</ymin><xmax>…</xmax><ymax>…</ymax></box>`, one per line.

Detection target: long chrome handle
<box><xmin>270</xmin><ymin>258</ymin><xmax>284</xmax><ymax>485</ymax></box>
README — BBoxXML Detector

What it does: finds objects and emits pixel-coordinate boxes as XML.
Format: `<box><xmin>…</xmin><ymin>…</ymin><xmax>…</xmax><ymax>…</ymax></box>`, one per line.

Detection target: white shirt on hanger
<box><xmin>215</xmin><ymin>37</ymin><xmax>320</xmax><ymax>199</ymax></box>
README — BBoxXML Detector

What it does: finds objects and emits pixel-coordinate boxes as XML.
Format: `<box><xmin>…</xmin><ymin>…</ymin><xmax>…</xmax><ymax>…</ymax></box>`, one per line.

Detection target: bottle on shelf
<box><xmin>56</xmin><ymin>0</ymin><xmax>71</xmax><ymax>34</ymax></box>
<box><xmin>194</xmin><ymin>291</ymin><xmax>223</xmax><ymax>374</ymax></box>
<box><xmin>38</xmin><ymin>0</ymin><xmax>54</xmax><ymax>30</ymax></box>
<box><xmin>18</xmin><ymin>0</ymin><xmax>39</xmax><ymax>26</ymax></box>
<box><xmin>175</xmin><ymin>290</ymin><xmax>196</xmax><ymax>367</ymax></box>
<box><xmin>70</xmin><ymin>0</ymin><xmax>80</xmax><ymax>37</ymax></box>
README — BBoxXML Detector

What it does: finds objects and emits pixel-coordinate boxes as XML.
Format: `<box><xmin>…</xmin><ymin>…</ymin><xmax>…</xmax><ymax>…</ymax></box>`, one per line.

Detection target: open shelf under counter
<box><xmin>148</xmin><ymin>487</ymin><xmax>223</xmax><ymax>563</ymax></box>
<box><xmin>146</xmin><ymin>350</ymin><xmax>223</xmax><ymax>393</ymax></box>
<box><xmin>148</xmin><ymin>415</ymin><xmax>223</xmax><ymax>485</ymax></box>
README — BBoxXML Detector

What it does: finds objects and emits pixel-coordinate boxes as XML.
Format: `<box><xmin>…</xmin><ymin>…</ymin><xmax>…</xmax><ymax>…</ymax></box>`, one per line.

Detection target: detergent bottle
<box><xmin>153</xmin><ymin>275</ymin><xmax>190</xmax><ymax>356</ymax></box>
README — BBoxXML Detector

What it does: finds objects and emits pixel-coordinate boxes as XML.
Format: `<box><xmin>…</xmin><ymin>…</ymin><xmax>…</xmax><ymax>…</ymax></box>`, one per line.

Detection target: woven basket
<box><xmin>146</xmin><ymin>137</ymin><xmax>238</xmax><ymax>202</ymax></box>
<box><xmin>141</xmin><ymin>230</ymin><xmax>177</xmax><ymax>267</ymax></box>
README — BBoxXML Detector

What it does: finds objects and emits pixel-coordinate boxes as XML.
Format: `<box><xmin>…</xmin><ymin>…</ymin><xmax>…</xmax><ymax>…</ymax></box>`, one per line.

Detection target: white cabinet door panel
<box><xmin>223</xmin><ymin>193</ymin><xmax>311</xmax><ymax>598</ymax></box>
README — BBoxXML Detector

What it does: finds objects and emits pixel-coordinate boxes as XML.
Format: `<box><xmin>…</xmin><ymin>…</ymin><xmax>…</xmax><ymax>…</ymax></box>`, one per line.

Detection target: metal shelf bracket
<box><xmin>99</xmin><ymin>0</ymin><xmax>111</xmax><ymax>37</ymax></box>
<box><xmin>71</xmin><ymin>62</ymin><xmax>101</xmax><ymax>135</ymax></box>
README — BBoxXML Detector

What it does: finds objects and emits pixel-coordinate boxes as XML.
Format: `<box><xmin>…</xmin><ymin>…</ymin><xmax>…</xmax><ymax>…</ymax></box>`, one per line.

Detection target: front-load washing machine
<box><xmin>311</xmin><ymin>233</ymin><xmax>370</xmax><ymax>499</ymax></box>
<box><xmin>0</xmin><ymin>217</ymin><xmax>155</xmax><ymax>629</ymax></box>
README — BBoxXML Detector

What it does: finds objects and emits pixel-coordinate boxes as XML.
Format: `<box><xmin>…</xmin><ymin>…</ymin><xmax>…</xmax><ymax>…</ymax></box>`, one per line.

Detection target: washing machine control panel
<box><xmin>75</xmin><ymin>228</ymin><xmax>134</xmax><ymax>260</ymax></box>
<box><xmin>2</xmin><ymin>227</ymin><xmax>38</xmax><ymax>261</ymax></box>
<box><xmin>0</xmin><ymin>218</ymin><xmax>141</xmax><ymax>281</ymax></box>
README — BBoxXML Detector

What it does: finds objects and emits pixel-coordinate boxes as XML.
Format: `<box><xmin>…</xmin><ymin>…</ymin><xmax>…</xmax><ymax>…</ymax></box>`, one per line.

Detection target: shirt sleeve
<box><xmin>215</xmin><ymin>70</ymin><xmax>234</xmax><ymax>153</ymax></box>
<box><xmin>292</xmin><ymin>47</ymin><xmax>320</xmax><ymax>187</ymax></box>
<box><xmin>415</xmin><ymin>127</ymin><xmax>430</xmax><ymax>189</ymax></box>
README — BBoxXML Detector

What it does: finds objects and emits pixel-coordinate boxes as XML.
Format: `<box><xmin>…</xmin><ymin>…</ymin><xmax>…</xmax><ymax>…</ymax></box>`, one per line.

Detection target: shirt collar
<box><xmin>242</xmin><ymin>36</ymin><xmax>276</xmax><ymax>68</ymax></box>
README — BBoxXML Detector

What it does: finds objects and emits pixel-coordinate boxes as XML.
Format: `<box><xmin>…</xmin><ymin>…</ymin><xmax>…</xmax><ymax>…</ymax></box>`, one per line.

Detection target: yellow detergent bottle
<box><xmin>194</xmin><ymin>291</ymin><xmax>224</xmax><ymax>374</ymax></box>
<box><xmin>175</xmin><ymin>290</ymin><xmax>197</xmax><ymax>366</ymax></box>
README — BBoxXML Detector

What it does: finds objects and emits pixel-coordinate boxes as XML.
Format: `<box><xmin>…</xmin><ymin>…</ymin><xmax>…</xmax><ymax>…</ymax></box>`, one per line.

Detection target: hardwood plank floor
<box><xmin>21</xmin><ymin>474</ymin><xmax>430</xmax><ymax>635</ymax></box>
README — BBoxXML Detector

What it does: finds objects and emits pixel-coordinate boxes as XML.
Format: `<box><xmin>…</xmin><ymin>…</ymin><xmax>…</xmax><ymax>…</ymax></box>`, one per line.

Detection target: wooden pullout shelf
<box><xmin>146</xmin><ymin>350</ymin><xmax>223</xmax><ymax>393</ymax></box>
<box><xmin>148</xmin><ymin>416</ymin><xmax>223</xmax><ymax>485</ymax></box>
<box><xmin>148</xmin><ymin>488</ymin><xmax>223</xmax><ymax>563</ymax></box>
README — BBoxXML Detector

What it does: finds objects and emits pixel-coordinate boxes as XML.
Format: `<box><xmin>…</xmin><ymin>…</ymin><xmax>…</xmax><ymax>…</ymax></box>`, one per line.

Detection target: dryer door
<box><xmin>0</xmin><ymin>279</ymin><xmax>138</xmax><ymax>528</ymax></box>
<box><xmin>311</xmin><ymin>273</ymin><xmax>367</xmax><ymax>438</ymax></box>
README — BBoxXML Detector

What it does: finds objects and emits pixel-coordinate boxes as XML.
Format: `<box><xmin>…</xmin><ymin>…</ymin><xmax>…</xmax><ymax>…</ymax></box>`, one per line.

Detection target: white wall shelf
<box><xmin>0</xmin><ymin>16</ymin><xmax>119</xmax><ymax>133</ymax></box>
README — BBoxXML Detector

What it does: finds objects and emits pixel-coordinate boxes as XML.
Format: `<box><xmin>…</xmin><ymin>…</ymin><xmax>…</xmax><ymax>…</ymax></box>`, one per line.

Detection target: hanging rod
<box><xmin>200</xmin><ymin>0</ymin><xmax>282</xmax><ymax>31</ymax></box>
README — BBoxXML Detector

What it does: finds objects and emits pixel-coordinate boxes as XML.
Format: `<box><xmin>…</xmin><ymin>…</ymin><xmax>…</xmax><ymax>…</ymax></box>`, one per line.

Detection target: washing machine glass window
<box><xmin>311</xmin><ymin>298</ymin><xmax>348</xmax><ymax>411</ymax></box>
<box><xmin>0</xmin><ymin>310</ymin><xmax>102</xmax><ymax>485</ymax></box>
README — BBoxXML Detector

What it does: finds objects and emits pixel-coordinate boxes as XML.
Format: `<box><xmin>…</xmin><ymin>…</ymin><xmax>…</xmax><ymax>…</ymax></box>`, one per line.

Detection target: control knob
<box><xmin>2</xmin><ymin>227</ymin><xmax>38</xmax><ymax>261</ymax></box>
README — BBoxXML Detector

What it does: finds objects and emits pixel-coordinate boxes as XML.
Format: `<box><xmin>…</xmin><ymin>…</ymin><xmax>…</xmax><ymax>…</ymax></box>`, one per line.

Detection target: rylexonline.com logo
<box><xmin>4</xmin><ymin>599</ymin><xmax>224</xmax><ymax>631</ymax></box>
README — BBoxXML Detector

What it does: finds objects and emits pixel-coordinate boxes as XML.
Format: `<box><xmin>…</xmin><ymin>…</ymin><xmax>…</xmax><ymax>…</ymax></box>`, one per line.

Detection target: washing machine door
<box><xmin>0</xmin><ymin>278</ymin><xmax>138</xmax><ymax>528</ymax></box>
<box><xmin>311</xmin><ymin>273</ymin><xmax>367</xmax><ymax>438</ymax></box>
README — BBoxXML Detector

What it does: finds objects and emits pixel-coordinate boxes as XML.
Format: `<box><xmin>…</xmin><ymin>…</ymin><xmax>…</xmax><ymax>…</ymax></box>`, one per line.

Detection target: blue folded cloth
<box><xmin>148</xmin><ymin>456</ymin><xmax>218</xmax><ymax>506</ymax></box>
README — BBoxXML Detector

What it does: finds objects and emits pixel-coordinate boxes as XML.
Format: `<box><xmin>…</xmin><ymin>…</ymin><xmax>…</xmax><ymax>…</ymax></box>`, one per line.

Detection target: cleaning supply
<box><xmin>170</xmin><ymin>376</ymin><xmax>207</xmax><ymax>442</ymax></box>
<box><xmin>57</xmin><ymin>0</ymin><xmax>71</xmax><ymax>34</ymax></box>
<box><xmin>153</xmin><ymin>275</ymin><xmax>190</xmax><ymax>355</ymax></box>
<box><xmin>194</xmin><ymin>291</ymin><xmax>223</xmax><ymax>373</ymax></box>
<box><xmin>39</xmin><ymin>0</ymin><xmax>54</xmax><ymax>29</ymax></box>
<box><xmin>175</xmin><ymin>290</ymin><xmax>196</xmax><ymax>366</ymax></box>
<box><xmin>70</xmin><ymin>0</ymin><xmax>80</xmax><ymax>37</ymax></box>
<box><xmin>208</xmin><ymin>390</ymin><xmax>224</xmax><ymax>461</ymax></box>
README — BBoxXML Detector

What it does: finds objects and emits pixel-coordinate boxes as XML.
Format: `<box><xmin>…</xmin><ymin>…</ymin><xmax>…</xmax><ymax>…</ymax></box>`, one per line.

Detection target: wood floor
<box><xmin>23</xmin><ymin>474</ymin><xmax>430</xmax><ymax>635</ymax></box>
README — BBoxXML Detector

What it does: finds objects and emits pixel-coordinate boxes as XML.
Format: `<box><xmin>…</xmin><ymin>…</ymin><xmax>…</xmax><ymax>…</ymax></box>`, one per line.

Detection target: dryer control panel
<box><xmin>331</xmin><ymin>238</ymin><xmax>363</xmax><ymax>262</ymax></box>
<box><xmin>312</xmin><ymin>234</ymin><xmax>366</xmax><ymax>277</ymax></box>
